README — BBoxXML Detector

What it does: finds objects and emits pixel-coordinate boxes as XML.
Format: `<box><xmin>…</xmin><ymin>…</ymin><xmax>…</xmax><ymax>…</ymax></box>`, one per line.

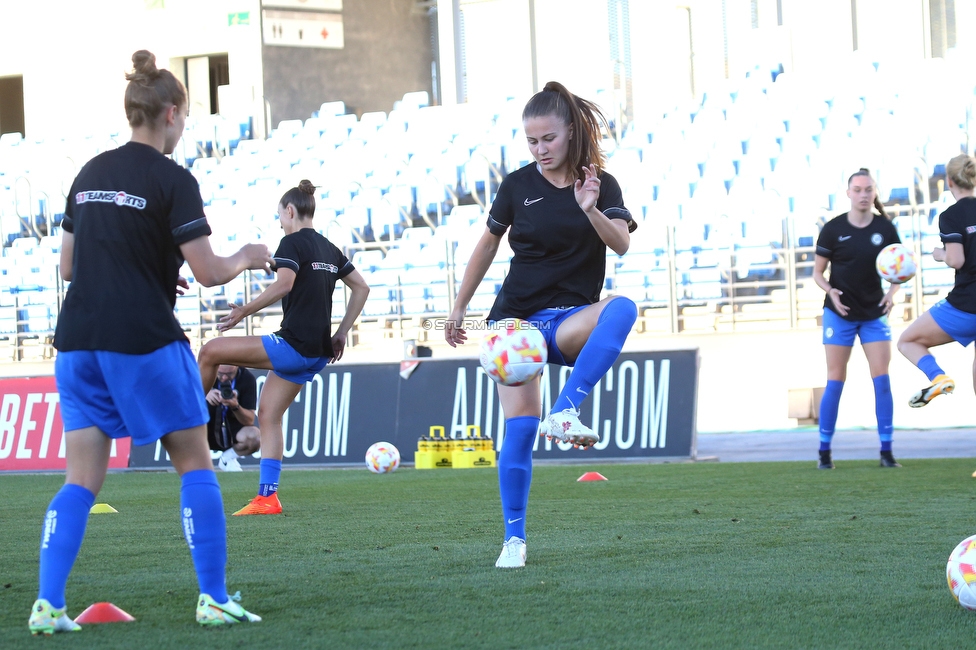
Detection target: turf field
<box><xmin>2</xmin><ymin>459</ymin><xmax>976</xmax><ymax>648</ymax></box>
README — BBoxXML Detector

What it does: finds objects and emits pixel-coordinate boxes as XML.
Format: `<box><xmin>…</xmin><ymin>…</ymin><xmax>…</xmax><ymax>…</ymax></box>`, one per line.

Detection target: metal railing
<box><xmin>3</xmin><ymin>199</ymin><xmax>956</xmax><ymax>360</ymax></box>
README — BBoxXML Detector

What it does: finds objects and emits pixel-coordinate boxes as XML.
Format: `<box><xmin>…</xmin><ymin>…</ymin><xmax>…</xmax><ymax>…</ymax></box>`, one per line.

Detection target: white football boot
<box><xmin>540</xmin><ymin>408</ymin><xmax>599</xmax><ymax>448</ymax></box>
<box><xmin>495</xmin><ymin>536</ymin><xmax>527</xmax><ymax>568</ymax></box>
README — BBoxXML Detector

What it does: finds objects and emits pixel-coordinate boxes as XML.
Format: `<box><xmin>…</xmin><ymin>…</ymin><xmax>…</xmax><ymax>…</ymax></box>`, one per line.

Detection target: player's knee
<box><xmin>234</xmin><ymin>428</ymin><xmax>261</xmax><ymax>456</ymax></box>
<box><xmin>895</xmin><ymin>331</ymin><xmax>913</xmax><ymax>354</ymax></box>
<box><xmin>257</xmin><ymin>408</ymin><xmax>282</xmax><ymax>432</ymax></box>
<box><xmin>606</xmin><ymin>296</ymin><xmax>638</xmax><ymax>325</ymax></box>
<box><xmin>197</xmin><ymin>340</ymin><xmax>219</xmax><ymax>367</ymax></box>
<box><xmin>234</xmin><ymin>438</ymin><xmax>261</xmax><ymax>456</ymax></box>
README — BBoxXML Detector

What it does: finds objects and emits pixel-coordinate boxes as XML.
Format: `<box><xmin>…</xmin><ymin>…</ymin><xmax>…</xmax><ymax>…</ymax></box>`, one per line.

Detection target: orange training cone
<box><xmin>577</xmin><ymin>471</ymin><xmax>608</xmax><ymax>482</ymax></box>
<box><xmin>74</xmin><ymin>602</ymin><xmax>135</xmax><ymax>624</ymax></box>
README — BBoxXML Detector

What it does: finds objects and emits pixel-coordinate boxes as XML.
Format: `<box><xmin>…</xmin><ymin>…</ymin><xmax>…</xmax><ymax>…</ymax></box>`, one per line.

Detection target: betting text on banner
<box><xmin>0</xmin><ymin>376</ymin><xmax>131</xmax><ymax>471</ymax></box>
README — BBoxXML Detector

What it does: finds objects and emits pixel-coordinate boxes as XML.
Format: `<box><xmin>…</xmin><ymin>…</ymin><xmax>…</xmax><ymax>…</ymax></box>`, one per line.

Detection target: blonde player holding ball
<box><xmin>445</xmin><ymin>82</ymin><xmax>637</xmax><ymax>568</ymax></box>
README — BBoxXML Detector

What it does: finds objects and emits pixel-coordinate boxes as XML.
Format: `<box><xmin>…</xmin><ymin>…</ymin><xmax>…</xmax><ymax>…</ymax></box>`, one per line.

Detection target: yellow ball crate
<box><xmin>452</xmin><ymin>425</ymin><xmax>496</xmax><ymax>469</ymax></box>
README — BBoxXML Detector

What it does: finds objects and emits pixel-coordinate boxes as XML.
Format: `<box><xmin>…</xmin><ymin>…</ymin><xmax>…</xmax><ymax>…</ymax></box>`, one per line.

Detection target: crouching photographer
<box><xmin>207</xmin><ymin>364</ymin><xmax>260</xmax><ymax>471</ymax></box>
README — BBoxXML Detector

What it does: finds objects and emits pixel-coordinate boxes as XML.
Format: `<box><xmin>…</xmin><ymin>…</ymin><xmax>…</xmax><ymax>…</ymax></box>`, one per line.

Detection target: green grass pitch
<box><xmin>2</xmin><ymin>459</ymin><xmax>976</xmax><ymax>648</ymax></box>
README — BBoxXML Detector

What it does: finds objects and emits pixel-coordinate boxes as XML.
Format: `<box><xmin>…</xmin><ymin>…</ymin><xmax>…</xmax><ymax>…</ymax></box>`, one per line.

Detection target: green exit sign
<box><xmin>228</xmin><ymin>11</ymin><xmax>250</xmax><ymax>26</ymax></box>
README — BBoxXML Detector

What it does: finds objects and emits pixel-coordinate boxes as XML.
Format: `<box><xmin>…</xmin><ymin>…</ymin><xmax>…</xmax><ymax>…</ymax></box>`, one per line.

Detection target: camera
<box><xmin>218</xmin><ymin>380</ymin><xmax>235</xmax><ymax>401</ymax></box>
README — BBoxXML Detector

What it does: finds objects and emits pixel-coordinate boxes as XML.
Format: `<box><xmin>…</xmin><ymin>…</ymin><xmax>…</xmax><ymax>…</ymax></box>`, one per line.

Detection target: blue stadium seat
<box><xmin>20</xmin><ymin>303</ymin><xmax>55</xmax><ymax>338</ymax></box>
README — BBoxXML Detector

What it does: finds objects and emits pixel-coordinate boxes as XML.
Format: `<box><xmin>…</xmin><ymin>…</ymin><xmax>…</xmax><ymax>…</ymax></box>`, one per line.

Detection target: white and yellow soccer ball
<box><xmin>365</xmin><ymin>442</ymin><xmax>400</xmax><ymax>474</ymax></box>
<box><xmin>947</xmin><ymin>535</ymin><xmax>976</xmax><ymax>610</ymax></box>
<box><xmin>479</xmin><ymin>320</ymin><xmax>548</xmax><ymax>386</ymax></box>
<box><xmin>876</xmin><ymin>243</ymin><xmax>917</xmax><ymax>284</ymax></box>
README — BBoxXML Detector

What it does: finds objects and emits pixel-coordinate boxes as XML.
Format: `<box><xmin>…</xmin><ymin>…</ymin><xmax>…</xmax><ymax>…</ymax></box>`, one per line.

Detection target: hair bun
<box><xmin>126</xmin><ymin>50</ymin><xmax>158</xmax><ymax>82</ymax></box>
<box><xmin>297</xmin><ymin>179</ymin><xmax>316</xmax><ymax>195</ymax></box>
<box><xmin>132</xmin><ymin>50</ymin><xmax>157</xmax><ymax>74</ymax></box>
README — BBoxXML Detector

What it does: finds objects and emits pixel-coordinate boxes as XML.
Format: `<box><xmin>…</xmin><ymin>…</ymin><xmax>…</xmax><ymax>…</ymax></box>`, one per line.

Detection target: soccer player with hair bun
<box><xmin>812</xmin><ymin>168</ymin><xmax>902</xmax><ymax>470</ymax></box>
<box><xmin>445</xmin><ymin>81</ymin><xmax>638</xmax><ymax>568</ymax></box>
<box><xmin>197</xmin><ymin>179</ymin><xmax>370</xmax><ymax>516</ymax></box>
<box><xmin>30</xmin><ymin>50</ymin><xmax>269</xmax><ymax>634</ymax></box>
<box><xmin>898</xmin><ymin>153</ymin><xmax>976</xmax><ymax>411</ymax></box>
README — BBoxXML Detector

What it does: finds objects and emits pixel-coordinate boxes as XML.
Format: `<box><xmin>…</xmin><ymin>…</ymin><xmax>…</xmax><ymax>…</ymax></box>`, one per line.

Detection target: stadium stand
<box><xmin>1</xmin><ymin>52</ymin><xmax>975</xmax><ymax>357</ymax></box>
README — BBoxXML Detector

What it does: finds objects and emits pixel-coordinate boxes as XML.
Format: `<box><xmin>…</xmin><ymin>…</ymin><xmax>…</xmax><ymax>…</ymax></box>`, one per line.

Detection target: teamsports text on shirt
<box><xmin>75</xmin><ymin>190</ymin><xmax>147</xmax><ymax>210</ymax></box>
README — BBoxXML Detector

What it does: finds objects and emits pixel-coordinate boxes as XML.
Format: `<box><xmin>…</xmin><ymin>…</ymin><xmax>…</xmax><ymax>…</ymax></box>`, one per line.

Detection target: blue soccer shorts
<box><xmin>822</xmin><ymin>308</ymin><xmax>891</xmax><ymax>346</ymax></box>
<box><xmin>261</xmin><ymin>333</ymin><xmax>329</xmax><ymax>385</ymax></box>
<box><xmin>56</xmin><ymin>340</ymin><xmax>209</xmax><ymax>446</ymax></box>
<box><xmin>929</xmin><ymin>299</ymin><xmax>976</xmax><ymax>347</ymax></box>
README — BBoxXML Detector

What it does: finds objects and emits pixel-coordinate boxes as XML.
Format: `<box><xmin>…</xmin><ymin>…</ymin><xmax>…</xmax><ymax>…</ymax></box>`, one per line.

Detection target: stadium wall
<box><xmin>261</xmin><ymin>0</ymin><xmax>434</xmax><ymax>123</ymax></box>
<box><xmin>2</xmin><ymin>0</ymin><xmax>973</xmax><ymax>141</ymax></box>
<box><xmin>0</xmin><ymin>0</ymin><xmax>268</xmax><ymax>141</ymax></box>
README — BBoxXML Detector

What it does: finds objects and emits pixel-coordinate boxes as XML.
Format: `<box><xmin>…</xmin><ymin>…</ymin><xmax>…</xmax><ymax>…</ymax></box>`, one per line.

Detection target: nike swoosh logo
<box><xmin>524</xmin><ymin>197</ymin><xmax>544</xmax><ymax>206</ymax></box>
<box><xmin>838</xmin><ymin>235</ymin><xmax>851</xmax><ymax>241</ymax></box>
<box><xmin>204</xmin><ymin>601</ymin><xmax>249</xmax><ymax>622</ymax></box>
<box><xmin>507</xmin><ymin>517</ymin><xmax>523</xmax><ymax>524</ymax></box>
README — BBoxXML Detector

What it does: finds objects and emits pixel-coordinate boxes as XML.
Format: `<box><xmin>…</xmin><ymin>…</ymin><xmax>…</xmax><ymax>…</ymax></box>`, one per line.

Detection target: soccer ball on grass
<box><xmin>947</xmin><ymin>535</ymin><xmax>976</xmax><ymax>610</ymax></box>
<box><xmin>365</xmin><ymin>442</ymin><xmax>400</xmax><ymax>474</ymax></box>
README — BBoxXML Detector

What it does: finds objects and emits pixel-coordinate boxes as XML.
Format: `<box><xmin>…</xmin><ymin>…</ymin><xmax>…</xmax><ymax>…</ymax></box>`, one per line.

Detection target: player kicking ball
<box><xmin>445</xmin><ymin>81</ymin><xmax>638</xmax><ymax>568</ymax></box>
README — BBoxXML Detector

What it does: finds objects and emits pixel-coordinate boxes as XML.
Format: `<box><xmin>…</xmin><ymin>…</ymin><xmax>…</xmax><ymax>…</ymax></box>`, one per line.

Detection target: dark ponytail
<box><xmin>873</xmin><ymin>195</ymin><xmax>890</xmax><ymax>220</ymax></box>
<box><xmin>522</xmin><ymin>81</ymin><xmax>608</xmax><ymax>181</ymax></box>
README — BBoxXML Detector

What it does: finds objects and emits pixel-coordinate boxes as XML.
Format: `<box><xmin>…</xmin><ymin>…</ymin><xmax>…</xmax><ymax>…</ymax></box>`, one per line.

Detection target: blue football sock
<box><xmin>552</xmin><ymin>298</ymin><xmax>637</xmax><ymax>413</ymax></box>
<box><xmin>37</xmin><ymin>483</ymin><xmax>95</xmax><ymax>609</ymax></box>
<box><xmin>918</xmin><ymin>354</ymin><xmax>945</xmax><ymax>382</ymax></box>
<box><xmin>818</xmin><ymin>380</ymin><xmax>844</xmax><ymax>452</ymax></box>
<box><xmin>258</xmin><ymin>458</ymin><xmax>282</xmax><ymax>497</ymax></box>
<box><xmin>873</xmin><ymin>374</ymin><xmax>894</xmax><ymax>453</ymax></box>
<box><xmin>181</xmin><ymin>469</ymin><xmax>228</xmax><ymax>603</ymax></box>
<box><xmin>498</xmin><ymin>416</ymin><xmax>539</xmax><ymax>541</ymax></box>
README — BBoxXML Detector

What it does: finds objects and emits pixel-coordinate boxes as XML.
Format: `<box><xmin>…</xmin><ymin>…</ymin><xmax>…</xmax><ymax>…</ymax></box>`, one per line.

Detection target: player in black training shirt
<box><xmin>197</xmin><ymin>180</ymin><xmax>370</xmax><ymax>516</ymax></box>
<box><xmin>898</xmin><ymin>154</ymin><xmax>976</xmax><ymax>411</ymax></box>
<box><xmin>30</xmin><ymin>51</ymin><xmax>268</xmax><ymax>636</ymax></box>
<box><xmin>813</xmin><ymin>169</ymin><xmax>902</xmax><ymax>470</ymax></box>
<box><xmin>444</xmin><ymin>82</ymin><xmax>638</xmax><ymax>568</ymax></box>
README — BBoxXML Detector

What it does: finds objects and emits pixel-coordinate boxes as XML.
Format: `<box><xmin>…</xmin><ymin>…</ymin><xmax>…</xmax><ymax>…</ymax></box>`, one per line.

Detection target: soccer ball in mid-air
<box><xmin>365</xmin><ymin>442</ymin><xmax>400</xmax><ymax>474</ymax></box>
<box><xmin>479</xmin><ymin>320</ymin><xmax>548</xmax><ymax>386</ymax></box>
<box><xmin>947</xmin><ymin>535</ymin><xmax>976</xmax><ymax>610</ymax></box>
<box><xmin>876</xmin><ymin>243</ymin><xmax>916</xmax><ymax>284</ymax></box>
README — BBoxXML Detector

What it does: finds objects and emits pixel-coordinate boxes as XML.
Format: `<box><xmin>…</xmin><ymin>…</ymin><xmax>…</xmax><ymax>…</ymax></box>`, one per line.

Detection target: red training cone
<box><xmin>74</xmin><ymin>602</ymin><xmax>135</xmax><ymax>624</ymax></box>
<box><xmin>577</xmin><ymin>471</ymin><xmax>608</xmax><ymax>482</ymax></box>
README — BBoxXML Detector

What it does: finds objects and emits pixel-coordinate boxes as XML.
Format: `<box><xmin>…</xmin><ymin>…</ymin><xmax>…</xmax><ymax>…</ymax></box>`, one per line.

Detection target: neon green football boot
<box><xmin>28</xmin><ymin>598</ymin><xmax>81</xmax><ymax>636</ymax></box>
<box><xmin>196</xmin><ymin>593</ymin><xmax>262</xmax><ymax>626</ymax></box>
